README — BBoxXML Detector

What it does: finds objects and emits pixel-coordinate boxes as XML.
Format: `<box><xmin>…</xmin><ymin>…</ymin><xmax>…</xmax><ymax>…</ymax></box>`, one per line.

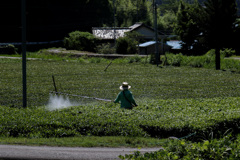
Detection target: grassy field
<box><xmin>1</xmin><ymin>56</ymin><xmax>240</xmax><ymax>148</ymax></box>
<box><xmin>1</xmin><ymin>57</ymin><xmax>240</xmax><ymax>107</ymax></box>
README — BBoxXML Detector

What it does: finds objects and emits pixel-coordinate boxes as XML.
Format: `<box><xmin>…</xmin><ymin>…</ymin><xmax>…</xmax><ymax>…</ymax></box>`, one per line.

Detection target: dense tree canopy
<box><xmin>174</xmin><ymin>0</ymin><xmax>238</xmax><ymax>69</ymax></box>
<box><xmin>174</xmin><ymin>1</ymin><xmax>205</xmax><ymax>53</ymax></box>
<box><xmin>0</xmin><ymin>0</ymin><xmax>239</xmax><ymax>44</ymax></box>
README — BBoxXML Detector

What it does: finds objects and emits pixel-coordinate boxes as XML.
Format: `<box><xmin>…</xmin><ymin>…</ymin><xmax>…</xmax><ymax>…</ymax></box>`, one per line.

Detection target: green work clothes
<box><xmin>114</xmin><ymin>90</ymin><xmax>137</xmax><ymax>109</ymax></box>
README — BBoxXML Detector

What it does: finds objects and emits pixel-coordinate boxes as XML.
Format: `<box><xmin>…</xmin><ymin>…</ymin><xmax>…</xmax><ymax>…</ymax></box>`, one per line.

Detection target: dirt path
<box><xmin>0</xmin><ymin>145</ymin><xmax>162</xmax><ymax>160</ymax></box>
<box><xmin>47</xmin><ymin>48</ymin><xmax>147</xmax><ymax>59</ymax></box>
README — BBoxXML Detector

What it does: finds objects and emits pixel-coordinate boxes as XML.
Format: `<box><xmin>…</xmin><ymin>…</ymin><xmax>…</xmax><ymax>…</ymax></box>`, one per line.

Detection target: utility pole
<box><xmin>113</xmin><ymin>0</ymin><xmax>116</xmax><ymax>47</ymax></box>
<box><xmin>153</xmin><ymin>0</ymin><xmax>159</xmax><ymax>66</ymax></box>
<box><xmin>22</xmin><ymin>0</ymin><xmax>27</xmax><ymax>108</ymax></box>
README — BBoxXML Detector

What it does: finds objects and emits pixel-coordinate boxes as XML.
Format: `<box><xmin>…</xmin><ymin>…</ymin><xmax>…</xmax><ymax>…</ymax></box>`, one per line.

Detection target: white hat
<box><xmin>119</xmin><ymin>82</ymin><xmax>131</xmax><ymax>90</ymax></box>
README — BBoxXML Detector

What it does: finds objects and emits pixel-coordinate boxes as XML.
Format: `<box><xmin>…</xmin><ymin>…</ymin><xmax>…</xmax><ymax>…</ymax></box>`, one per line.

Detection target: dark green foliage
<box><xmin>204</xmin><ymin>0</ymin><xmax>237</xmax><ymax>69</ymax></box>
<box><xmin>63</xmin><ymin>31</ymin><xmax>98</xmax><ymax>52</ymax></box>
<box><xmin>113</xmin><ymin>0</ymin><xmax>151</xmax><ymax>27</ymax></box>
<box><xmin>120</xmin><ymin>134</ymin><xmax>240</xmax><ymax>159</ymax></box>
<box><xmin>203</xmin><ymin>0</ymin><xmax>237</xmax><ymax>49</ymax></box>
<box><xmin>160</xmin><ymin>0</ymin><xmax>181</xmax><ymax>13</ymax></box>
<box><xmin>174</xmin><ymin>1</ymin><xmax>206</xmax><ymax>53</ymax></box>
<box><xmin>2</xmin><ymin>97</ymin><xmax>240</xmax><ymax>140</ymax></box>
<box><xmin>0</xmin><ymin>44</ymin><xmax>18</xmax><ymax>55</ymax></box>
<box><xmin>175</xmin><ymin>0</ymin><xmax>238</xmax><ymax>69</ymax></box>
<box><xmin>116</xmin><ymin>32</ymin><xmax>138</xmax><ymax>54</ymax></box>
<box><xmin>96</xmin><ymin>43</ymin><xmax>116</xmax><ymax>54</ymax></box>
<box><xmin>162</xmin><ymin>49</ymin><xmax>240</xmax><ymax>70</ymax></box>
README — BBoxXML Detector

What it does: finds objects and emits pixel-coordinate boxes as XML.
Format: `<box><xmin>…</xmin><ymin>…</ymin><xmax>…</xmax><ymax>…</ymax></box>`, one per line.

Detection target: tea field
<box><xmin>1</xmin><ymin>58</ymin><xmax>240</xmax><ymax>141</ymax></box>
<box><xmin>1</xmin><ymin>58</ymin><xmax>240</xmax><ymax>107</ymax></box>
<box><xmin>1</xmin><ymin>97</ymin><xmax>240</xmax><ymax>140</ymax></box>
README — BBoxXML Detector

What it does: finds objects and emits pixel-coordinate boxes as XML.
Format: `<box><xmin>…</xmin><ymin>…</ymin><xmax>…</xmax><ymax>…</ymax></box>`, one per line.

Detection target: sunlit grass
<box><xmin>0</xmin><ymin>136</ymin><xmax>167</xmax><ymax>148</ymax></box>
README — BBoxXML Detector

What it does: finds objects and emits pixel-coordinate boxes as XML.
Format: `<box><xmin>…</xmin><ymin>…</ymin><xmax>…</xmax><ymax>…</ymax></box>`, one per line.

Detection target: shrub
<box><xmin>162</xmin><ymin>51</ymin><xmax>216</xmax><ymax>68</ymax></box>
<box><xmin>221</xmin><ymin>48</ymin><xmax>235</xmax><ymax>57</ymax></box>
<box><xmin>0</xmin><ymin>44</ymin><xmax>18</xmax><ymax>55</ymax></box>
<box><xmin>221</xmin><ymin>59</ymin><xmax>240</xmax><ymax>71</ymax></box>
<box><xmin>120</xmin><ymin>134</ymin><xmax>240</xmax><ymax>160</ymax></box>
<box><xmin>127</xmin><ymin>55</ymin><xmax>142</xmax><ymax>63</ymax></box>
<box><xmin>116</xmin><ymin>36</ymin><xmax>138</xmax><ymax>55</ymax></box>
<box><xmin>96</xmin><ymin>43</ymin><xmax>115</xmax><ymax>54</ymax></box>
<box><xmin>63</xmin><ymin>31</ymin><xmax>98</xmax><ymax>52</ymax></box>
<box><xmin>166</xmin><ymin>53</ymin><xmax>184</xmax><ymax>66</ymax></box>
<box><xmin>189</xmin><ymin>56</ymin><xmax>204</xmax><ymax>68</ymax></box>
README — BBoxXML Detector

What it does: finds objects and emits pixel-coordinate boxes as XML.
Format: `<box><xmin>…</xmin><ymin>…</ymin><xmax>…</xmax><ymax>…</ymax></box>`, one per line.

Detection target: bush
<box><xmin>120</xmin><ymin>134</ymin><xmax>240</xmax><ymax>160</ymax></box>
<box><xmin>165</xmin><ymin>53</ymin><xmax>184</xmax><ymax>66</ymax></box>
<box><xmin>63</xmin><ymin>31</ymin><xmax>98</xmax><ymax>52</ymax></box>
<box><xmin>162</xmin><ymin>51</ymin><xmax>216</xmax><ymax>68</ymax></box>
<box><xmin>221</xmin><ymin>59</ymin><xmax>240</xmax><ymax>71</ymax></box>
<box><xmin>127</xmin><ymin>55</ymin><xmax>142</xmax><ymax>63</ymax></box>
<box><xmin>221</xmin><ymin>48</ymin><xmax>235</xmax><ymax>57</ymax></box>
<box><xmin>96</xmin><ymin>43</ymin><xmax>115</xmax><ymax>54</ymax></box>
<box><xmin>116</xmin><ymin>36</ymin><xmax>138</xmax><ymax>55</ymax></box>
<box><xmin>0</xmin><ymin>44</ymin><xmax>17</xmax><ymax>55</ymax></box>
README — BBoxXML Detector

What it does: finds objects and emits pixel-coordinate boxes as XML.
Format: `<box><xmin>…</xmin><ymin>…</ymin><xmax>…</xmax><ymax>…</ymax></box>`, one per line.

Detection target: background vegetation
<box><xmin>63</xmin><ymin>31</ymin><xmax>99</xmax><ymax>52</ymax></box>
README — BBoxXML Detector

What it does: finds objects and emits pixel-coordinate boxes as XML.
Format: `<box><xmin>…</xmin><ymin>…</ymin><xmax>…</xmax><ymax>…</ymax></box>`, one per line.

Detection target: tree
<box><xmin>158</xmin><ymin>10</ymin><xmax>177</xmax><ymax>34</ymax></box>
<box><xmin>203</xmin><ymin>0</ymin><xmax>237</xmax><ymax>70</ymax></box>
<box><xmin>174</xmin><ymin>0</ymin><xmax>205</xmax><ymax>54</ymax></box>
<box><xmin>113</xmin><ymin>0</ymin><xmax>150</xmax><ymax>27</ymax></box>
<box><xmin>160</xmin><ymin>0</ymin><xmax>181</xmax><ymax>13</ymax></box>
<box><xmin>116</xmin><ymin>32</ymin><xmax>138</xmax><ymax>54</ymax></box>
<box><xmin>174</xmin><ymin>0</ymin><xmax>237</xmax><ymax>69</ymax></box>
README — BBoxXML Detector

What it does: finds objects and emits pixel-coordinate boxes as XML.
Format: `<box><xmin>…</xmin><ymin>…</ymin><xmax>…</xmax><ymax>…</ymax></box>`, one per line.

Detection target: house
<box><xmin>139</xmin><ymin>41</ymin><xmax>172</xmax><ymax>55</ymax></box>
<box><xmin>92</xmin><ymin>22</ymin><xmax>166</xmax><ymax>41</ymax></box>
<box><xmin>92</xmin><ymin>27</ymin><xmax>131</xmax><ymax>40</ymax></box>
<box><xmin>92</xmin><ymin>22</ymin><xmax>175</xmax><ymax>55</ymax></box>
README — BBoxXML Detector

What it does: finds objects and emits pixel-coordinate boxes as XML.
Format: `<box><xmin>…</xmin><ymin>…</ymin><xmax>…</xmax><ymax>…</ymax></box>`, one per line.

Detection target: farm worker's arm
<box><xmin>114</xmin><ymin>92</ymin><xmax>121</xmax><ymax>103</ymax></box>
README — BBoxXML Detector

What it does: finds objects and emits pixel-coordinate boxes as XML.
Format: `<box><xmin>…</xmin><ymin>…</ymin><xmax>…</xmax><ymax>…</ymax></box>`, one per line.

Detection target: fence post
<box><xmin>22</xmin><ymin>0</ymin><xmax>27</xmax><ymax>108</ymax></box>
<box><xmin>52</xmin><ymin>75</ymin><xmax>58</xmax><ymax>95</ymax></box>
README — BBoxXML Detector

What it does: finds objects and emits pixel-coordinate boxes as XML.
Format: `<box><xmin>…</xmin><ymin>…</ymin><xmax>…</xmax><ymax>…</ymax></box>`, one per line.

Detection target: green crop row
<box><xmin>1</xmin><ymin>58</ymin><xmax>240</xmax><ymax>107</ymax></box>
<box><xmin>1</xmin><ymin>97</ymin><xmax>240</xmax><ymax>139</ymax></box>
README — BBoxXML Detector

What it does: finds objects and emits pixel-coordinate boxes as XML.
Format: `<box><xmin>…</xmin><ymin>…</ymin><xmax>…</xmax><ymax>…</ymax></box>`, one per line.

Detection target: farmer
<box><xmin>114</xmin><ymin>82</ymin><xmax>138</xmax><ymax>109</ymax></box>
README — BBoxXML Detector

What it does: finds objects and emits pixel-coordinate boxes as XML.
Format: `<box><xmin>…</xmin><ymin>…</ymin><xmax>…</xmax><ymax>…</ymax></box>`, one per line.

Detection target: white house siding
<box><xmin>92</xmin><ymin>28</ymin><xmax>130</xmax><ymax>39</ymax></box>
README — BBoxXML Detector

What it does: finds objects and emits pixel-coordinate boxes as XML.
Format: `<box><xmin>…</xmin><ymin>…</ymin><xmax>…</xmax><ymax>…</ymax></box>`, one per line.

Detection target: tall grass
<box><xmin>162</xmin><ymin>49</ymin><xmax>240</xmax><ymax>71</ymax></box>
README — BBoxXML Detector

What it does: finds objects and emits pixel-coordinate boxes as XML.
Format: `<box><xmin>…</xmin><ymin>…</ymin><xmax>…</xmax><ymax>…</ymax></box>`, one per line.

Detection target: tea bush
<box><xmin>1</xmin><ymin>59</ymin><xmax>240</xmax><ymax>107</ymax></box>
<box><xmin>120</xmin><ymin>134</ymin><xmax>240</xmax><ymax>159</ymax></box>
<box><xmin>1</xmin><ymin>97</ymin><xmax>240</xmax><ymax>139</ymax></box>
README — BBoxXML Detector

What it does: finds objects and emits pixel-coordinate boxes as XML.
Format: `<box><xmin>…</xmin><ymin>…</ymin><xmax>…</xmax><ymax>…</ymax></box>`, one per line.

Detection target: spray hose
<box><xmin>50</xmin><ymin>91</ymin><xmax>112</xmax><ymax>102</ymax></box>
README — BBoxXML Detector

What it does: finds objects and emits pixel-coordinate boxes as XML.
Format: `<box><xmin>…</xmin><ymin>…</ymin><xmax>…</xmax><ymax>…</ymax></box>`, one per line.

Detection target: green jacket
<box><xmin>114</xmin><ymin>90</ymin><xmax>137</xmax><ymax>109</ymax></box>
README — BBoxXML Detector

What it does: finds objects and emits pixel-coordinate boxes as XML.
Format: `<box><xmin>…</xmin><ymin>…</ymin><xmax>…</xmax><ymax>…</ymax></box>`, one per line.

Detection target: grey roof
<box><xmin>166</xmin><ymin>40</ymin><xmax>182</xmax><ymax>49</ymax></box>
<box><xmin>129</xmin><ymin>22</ymin><xmax>143</xmax><ymax>30</ymax></box>
<box><xmin>139</xmin><ymin>41</ymin><xmax>157</xmax><ymax>47</ymax></box>
<box><xmin>139</xmin><ymin>41</ymin><xmax>171</xmax><ymax>48</ymax></box>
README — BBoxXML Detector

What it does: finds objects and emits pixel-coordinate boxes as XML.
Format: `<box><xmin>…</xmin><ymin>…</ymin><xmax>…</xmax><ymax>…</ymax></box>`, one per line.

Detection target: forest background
<box><xmin>1</xmin><ymin>0</ymin><xmax>240</xmax><ymax>42</ymax></box>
